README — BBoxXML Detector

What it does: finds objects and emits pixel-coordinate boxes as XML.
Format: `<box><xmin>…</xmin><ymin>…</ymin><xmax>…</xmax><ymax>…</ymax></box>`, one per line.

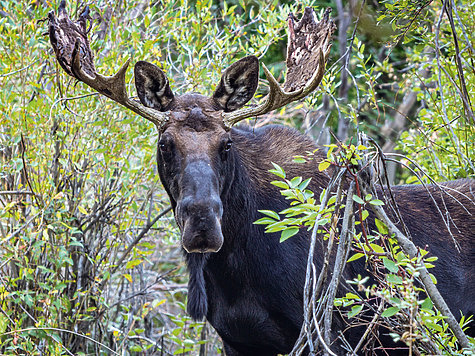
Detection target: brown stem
<box><xmin>99</xmin><ymin>206</ymin><xmax>172</xmax><ymax>290</ymax></box>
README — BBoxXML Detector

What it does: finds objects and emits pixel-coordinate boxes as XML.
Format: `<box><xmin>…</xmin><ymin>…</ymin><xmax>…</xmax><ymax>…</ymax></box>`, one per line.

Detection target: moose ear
<box><xmin>213</xmin><ymin>55</ymin><xmax>259</xmax><ymax>112</ymax></box>
<box><xmin>134</xmin><ymin>61</ymin><xmax>174</xmax><ymax>111</ymax></box>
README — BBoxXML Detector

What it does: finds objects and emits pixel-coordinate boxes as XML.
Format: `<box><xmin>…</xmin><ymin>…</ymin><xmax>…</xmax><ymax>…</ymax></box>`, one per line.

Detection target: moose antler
<box><xmin>48</xmin><ymin>0</ymin><xmax>169</xmax><ymax>128</ymax></box>
<box><xmin>222</xmin><ymin>7</ymin><xmax>335</xmax><ymax>128</ymax></box>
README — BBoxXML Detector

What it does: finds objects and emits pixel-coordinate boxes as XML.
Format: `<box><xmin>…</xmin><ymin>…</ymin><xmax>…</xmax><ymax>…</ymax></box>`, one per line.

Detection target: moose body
<box><xmin>169</xmin><ymin>122</ymin><xmax>474</xmax><ymax>355</ymax></box>
<box><xmin>48</xmin><ymin>3</ymin><xmax>474</xmax><ymax>355</ymax></box>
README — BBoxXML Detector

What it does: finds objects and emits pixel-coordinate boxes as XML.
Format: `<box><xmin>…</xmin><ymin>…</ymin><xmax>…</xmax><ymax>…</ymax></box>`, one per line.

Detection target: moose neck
<box><xmin>183</xmin><ymin>125</ymin><xmax>330</xmax><ymax>320</ymax></box>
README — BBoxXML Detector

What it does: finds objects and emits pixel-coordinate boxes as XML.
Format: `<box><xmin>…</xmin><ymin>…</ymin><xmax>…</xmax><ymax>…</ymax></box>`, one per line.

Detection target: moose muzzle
<box><xmin>176</xmin><ymin>160</ymin><xmax>224</xmax><ymax>253</ymax></box>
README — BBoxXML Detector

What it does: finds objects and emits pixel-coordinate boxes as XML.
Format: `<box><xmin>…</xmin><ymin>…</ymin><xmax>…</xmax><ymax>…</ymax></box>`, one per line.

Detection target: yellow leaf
<box><xmin>126</xmin><ymin>259</ymin><xmax>142</xmax><ymax>269</ymax></box>
<box><xmin>318</xmin><ymin>160</ymin><xmax>331</xmax><ymax>172</ymax></box>
<box><xmin>78</xmin><ymin>206</ymin><xmax>88</xmax><ymax>215</ymax></box>
<box><xmin>123</xmin><ymin>274</ymin><xmax>132</xmax><ymax>283</ymax></box>
<box><xmin>153</xmin><ymin>299</ymin><xmax>166</xmax><ymax>308</ymax></box>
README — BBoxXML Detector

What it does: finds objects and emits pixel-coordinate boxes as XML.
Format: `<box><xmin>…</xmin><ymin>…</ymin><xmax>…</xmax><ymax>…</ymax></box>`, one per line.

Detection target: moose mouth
<box><xmin>181</xmin><ymin>215</ymin><xmax>224</xmax><ymax>253</ymax></box>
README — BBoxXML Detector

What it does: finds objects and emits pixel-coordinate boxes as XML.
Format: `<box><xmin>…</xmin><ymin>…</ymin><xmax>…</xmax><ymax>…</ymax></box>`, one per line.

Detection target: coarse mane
<box><xmin>232</xmin><ymin>125</ymin><xmax>330</xmax><ymax>191</ymax></box>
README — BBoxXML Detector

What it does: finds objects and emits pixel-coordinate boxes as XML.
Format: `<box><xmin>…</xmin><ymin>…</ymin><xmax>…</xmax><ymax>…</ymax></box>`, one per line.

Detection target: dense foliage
<box><xmin>0</xmin><ymin>0</ymin><xmax>473</xmax><ymax>355</ymax></box>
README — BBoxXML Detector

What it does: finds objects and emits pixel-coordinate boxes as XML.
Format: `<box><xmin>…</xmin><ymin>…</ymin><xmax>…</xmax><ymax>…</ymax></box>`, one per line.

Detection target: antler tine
<box><xmin>222</xmin><ymin>7</ymin><xmax>335</xmax><ymax>129</ymax></box>
<box><xmin>48</xmin><ymin>1</ymin><xmax>168</xmax><ymax>128</ymax></box>
<box><xmin>70</xmin><ymin>41</ymin><xmax>168</xmax><ymax>127</ymax></box>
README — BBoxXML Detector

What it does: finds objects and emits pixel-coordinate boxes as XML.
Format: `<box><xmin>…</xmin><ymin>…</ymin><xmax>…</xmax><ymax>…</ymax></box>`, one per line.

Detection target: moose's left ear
<box><xmin>213</xmin><ymin>56</ymin><xmax>259</xmax><ymax>112</ymax></box>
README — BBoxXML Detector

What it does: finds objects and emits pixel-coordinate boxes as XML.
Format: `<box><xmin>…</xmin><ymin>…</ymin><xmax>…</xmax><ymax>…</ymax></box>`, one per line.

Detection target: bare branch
<box><xmin>99</xmin><ymin>206</ymin><xmax>172</xmax><ymax>290</ymax></box>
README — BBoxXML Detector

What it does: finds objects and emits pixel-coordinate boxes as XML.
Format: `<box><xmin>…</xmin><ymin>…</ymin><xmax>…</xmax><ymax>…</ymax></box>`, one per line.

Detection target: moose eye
<box><xmin>158</xmin><ymin>136</ymin><xmax>172</xmax><ymax>152</ymax></box>
<box><xmin>224</xmin><ymin>140</ymin><xmax>233</xmax><ymax>152</ymax></box>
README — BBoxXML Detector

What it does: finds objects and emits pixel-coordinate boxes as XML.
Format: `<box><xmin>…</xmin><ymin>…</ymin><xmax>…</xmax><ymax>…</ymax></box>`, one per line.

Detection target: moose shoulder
<box><xmin>48</xmin><ymin>3</ymin><xmax>474</xmax><ymax>355</ymax></box>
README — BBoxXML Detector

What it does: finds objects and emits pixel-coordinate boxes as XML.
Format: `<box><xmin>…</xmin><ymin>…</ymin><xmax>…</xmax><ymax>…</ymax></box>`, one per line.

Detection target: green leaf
<box><xmin>361</xmin><ymin>210</ymin><xmax>369</xmax><ymax>221</ymax></box>
<box><xmin>131</xmin><ymin>345</ymin><xmax>144</xmax><ymax>352</ymax></box>
<box><xmin>421</xmin><ymin>297</ymin><xmax>433</xmax><ymax>311</ymax></box>
<box><xmin>269</xmin><ymin>162</ymin><xmax>285</xmax><ymax>179</ymax></box>
<box><xmin>383</xmin><ymin>258</ymin><xmax>398</xmax><ymax>273</ymax></box>
<box><xmin>352</xmin><ymin>194</ymin><xmax>364</xmax><ymax>205</ymax></box>
<box><xmin>50</xmin><ymin>332</ymin><xmax>63</xmax><ymax>344</ymax></box>
<box><xmin>347</xmin><ymin>253</ymin><xmax>365</xmax><ymax>263</ymax></box>
<box><xmin>271</xmin><ymin>180</ymin><xmax>289</xmax><ymax>189</ymax></box>
<box><xmin>280</xmin><ymin>227</ymin><xmax>299</xmax><ymax>242</ymax></box>
<box><xmin>381</xmin><ymin>306</ymin><xmax>400</xmax><ymax>317</ymax></box>
<box><xmin>69</xmin><ymin>240</ymin><xmax>84</xmax><ymax>248</ymax></box>
<box><xmin>289</xmin><ymin>176</ymin><xmax>302</xmax><ymax>188</ymax></box>
<box><xmin>0</xmin><ymin>314</ymin><xmax>8</xmax><ymax>334</ymax></box>
<box><xmin>369</xmin><ymin>199</ymin><xmax>384</xmax><ymax>206</ymax></box>
<box><xmin>258</xmin><ymin>210</ymin><xmax>280</xmax><ymax>220</ymax></box>
<box><xmin>254</xmin><ymin>217</ymin><xmax>277</xmax><ymax>225</ymax></box>
<box><xmin>298</xmin><ymin>178</ymin><xmax>312</xmax><ymax>191</ymax></box>
<box><xmin>293</xmin><ymin>156</ymin><xmax>306</xmax><ymax>163</ymax></box>
<box><xmin>369</xmin><ymin>243</ymin><xmax>385</xmax><ymax>254</ymax></box>
<box><xmin>389</xmin><ymin>297</ymin><xmax>402</xmax><ymax>306</ymax></box>
<box><xmin>266</xmin><ymin>220</ymin><xmax>289</xmax><ymax>232</ymax></box>
<box><xmin>386</xmin><ymin>274</ymin><xmax>403</xmax><ymax>284</ymax></box>
<box><xmin>375</xmin><ymin>218</ymin><xmax>388</xmax><ymax>234</ymax></box>
<box><xmin>348</xmin><ymin>304</ymin><xmax>363</xmax><ymax>318</ymax></box>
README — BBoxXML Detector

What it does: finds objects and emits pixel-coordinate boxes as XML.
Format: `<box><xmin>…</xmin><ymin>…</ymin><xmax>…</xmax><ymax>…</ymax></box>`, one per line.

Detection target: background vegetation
<box><xmin>0</xmin><ymin>0</ymin><xmax>473</xmax><ymax>354</ymax></box>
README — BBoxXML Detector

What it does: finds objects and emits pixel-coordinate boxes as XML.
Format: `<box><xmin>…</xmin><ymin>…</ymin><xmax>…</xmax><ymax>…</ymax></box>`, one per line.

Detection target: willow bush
<box><xmin>0</xmin><ymin>0</ymin><xmax>302</xmax><ymax>354</ymax></box>
<box><xmin>0</xmin><ymin>0</ymin><xmax>473</xmax><ymax>355</ymax></box>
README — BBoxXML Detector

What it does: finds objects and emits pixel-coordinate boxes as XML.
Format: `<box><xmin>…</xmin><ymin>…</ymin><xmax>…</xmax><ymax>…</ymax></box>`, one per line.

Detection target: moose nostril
<box><xmin>179</xmin><ymin>197</ymin><xmax>191</xmax><ymax>216</ymax></box>
<box><xmin>179</xmin><ymin>197</ymin><xmax>223</xmax><ymax>218</ymax></box>
<box><xmin>209</xmin><ymin>198</ymin><xmax>223</xmax><ymax>216</ymax></box>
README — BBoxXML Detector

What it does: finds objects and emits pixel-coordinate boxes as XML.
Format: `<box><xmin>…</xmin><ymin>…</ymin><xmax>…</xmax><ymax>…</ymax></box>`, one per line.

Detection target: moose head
<box><xmin>48</xmin><ymin>1</ymin><xmax>335</xmax><ymax>254</ymax></box>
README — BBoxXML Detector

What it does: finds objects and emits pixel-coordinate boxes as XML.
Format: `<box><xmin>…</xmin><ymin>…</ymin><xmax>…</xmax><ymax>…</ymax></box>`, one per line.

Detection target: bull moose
<box><xmin>48</xmin><ymin>2</ymin><xmax>474</xmax><ymax>355</ymax></box>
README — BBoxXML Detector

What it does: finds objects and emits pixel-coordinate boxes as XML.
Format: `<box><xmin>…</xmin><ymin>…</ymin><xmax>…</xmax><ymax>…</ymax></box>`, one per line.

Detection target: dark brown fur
<box><xmin>390</xmin><ymin>180</ymin><xmax>475</xmax><ymax>316</ymax></box>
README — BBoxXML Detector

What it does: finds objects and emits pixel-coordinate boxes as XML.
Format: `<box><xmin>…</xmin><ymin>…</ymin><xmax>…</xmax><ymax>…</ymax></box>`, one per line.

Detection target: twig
<box><xmin>99</xmin><ymin>206</ymin><xmax>172</xmax><ymax>290</ymax></box>
<box><xmin>0</xmin><ymin>327</ymin><xmax>118</xmax><ymax>355</ymax></box>
<box><xmin>1</xmin><ymin>212</ymin><xmax>41</xmax><ymax>243</ymax></box>
<box><xmin>434</xmin><ymin>1</ymin><xmax>473</xmax><ymax>172</ymax></box>
<box><xmin>364</xmin><ymin>187</ymin><xmax>470</xmax><ymax>349</ymax></box>
<box><xmin>444</xmin><ymin>0</ymin><xmax>474</xmax><ymax>124</ymax></box>
<box><xmin>0</xmin><ymin>190</ymin><xmax>36</xmax><ymax>195</ymax></box>
<box><xmin>323</xmin><ymin>181</ymin><xmax>355</xmax><ymax>346</ymax></box>
<box><xmin>48</xmin><ymin>92</ymin><xmax>99</xmax><ymax>122</ymax></box>
<box><xmin>0</xmin><ymin>59</ymin><xmax>39</xmax><ymax>77</ymax></box>
<box><xmin>352</xmin><ymin>301</ymin><xmax>384</xmax><ymax>355</ymax></box>
<box><xmin>312</xmin><ymin>264</ymin><xmax>337</xmax><ymax>356</ymax></box>
<box><xmin>106</xmin><ymin>269</ymin><xmax>176</xmax><ymax>309</ymax></box>
<box><xmin>290</xmin><ymin>168</ymin><xmax>347</xmax><ymax>355</ymax></box>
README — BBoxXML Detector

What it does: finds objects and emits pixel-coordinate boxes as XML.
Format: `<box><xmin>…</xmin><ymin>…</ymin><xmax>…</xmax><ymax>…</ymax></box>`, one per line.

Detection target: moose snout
<box><xmin>178</xmin><ymin>198</ymin><xmax>224</xmax><ymax>253</ymax></box>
